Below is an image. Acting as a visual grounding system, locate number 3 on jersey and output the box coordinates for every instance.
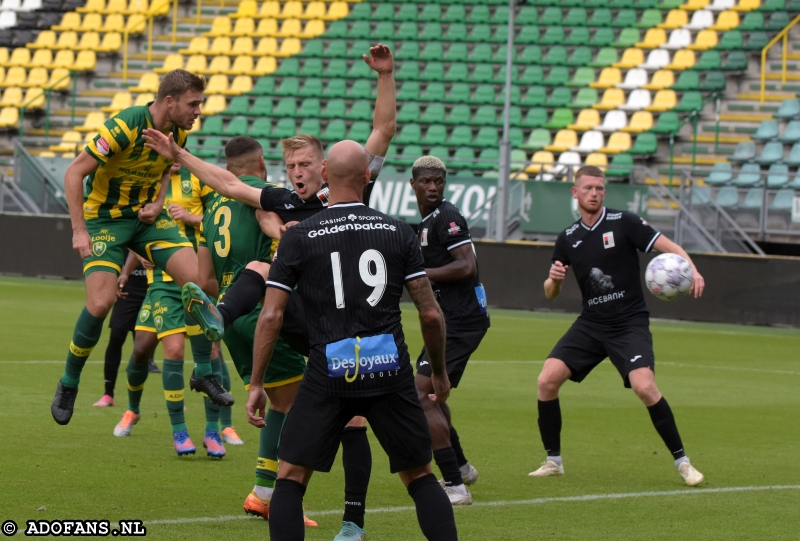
[214,206,232,257]
[330,249,387,309]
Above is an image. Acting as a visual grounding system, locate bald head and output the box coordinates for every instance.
[323,140,371,199]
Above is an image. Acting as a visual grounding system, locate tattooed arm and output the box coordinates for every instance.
[405,276,449,402]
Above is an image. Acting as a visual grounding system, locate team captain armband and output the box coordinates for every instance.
[325,334,400,383]
[367,154,386,181]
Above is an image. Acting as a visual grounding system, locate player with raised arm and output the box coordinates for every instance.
[245,140,458,541]
[531,165,705,486]
[409,156,490,506]
[52,69,231,427]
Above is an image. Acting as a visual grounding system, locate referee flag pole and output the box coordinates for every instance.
[495,0,516,242]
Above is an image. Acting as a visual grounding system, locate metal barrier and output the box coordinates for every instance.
[760,13,800,105]
[12,139,69,215]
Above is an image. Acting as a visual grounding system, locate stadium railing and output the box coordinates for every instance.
[760,12,800,104]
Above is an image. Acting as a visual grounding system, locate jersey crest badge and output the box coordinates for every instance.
[181,180,192,194]
[96,137,110,156]
[92,241,107,257]
[154,315,163,331]
[603,232,615,249]
[316,187,329,206]
[138,309,150,323]
[447,222,461,235]
[421,228,428,246]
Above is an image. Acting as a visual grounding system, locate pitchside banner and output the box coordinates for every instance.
[369,174,650,234]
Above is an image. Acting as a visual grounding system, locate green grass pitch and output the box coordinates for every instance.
[1,276,799,540]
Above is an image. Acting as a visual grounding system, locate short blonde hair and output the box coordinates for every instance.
[280,134,324,159]
[411,156,447,179]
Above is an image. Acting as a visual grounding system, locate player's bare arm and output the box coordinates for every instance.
[137,168,170,224]
[255,209,284,239]
[196,245,218,297]
[248,287,291,427]
[544,261,569,300]
[363,43,396,158]
[653,235,705,298]
[141,129,262,208]
[424,243,477,283]
[406,276,450,403]
[116,251,139,298]
[64,151,100,258]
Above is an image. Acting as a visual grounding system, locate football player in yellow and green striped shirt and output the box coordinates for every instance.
[52,69,232,426]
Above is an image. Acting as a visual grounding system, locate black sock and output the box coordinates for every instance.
[216,268,265,328]
[433,447,463,487]
[647,397,686,460]
[538,398,562,456]
[103,327,129,397]
[341,426,371,529]
[449,426,468,467]
[407,474,458,541]
[269,478,307,541]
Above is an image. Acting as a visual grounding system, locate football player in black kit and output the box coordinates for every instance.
[246,140,458,541]
[409,156,489,506]
[531,165,706,487]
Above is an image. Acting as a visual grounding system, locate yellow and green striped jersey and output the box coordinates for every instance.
[84,103,188,220]
[147,168,213,284]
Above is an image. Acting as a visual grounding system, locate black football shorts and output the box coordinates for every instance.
[416,326,487,387]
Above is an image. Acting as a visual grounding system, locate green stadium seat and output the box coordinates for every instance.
[590,48,618,68]
[448,126,474,146]
[346,62,371,80]
[547,87,573,108]
[590,27,615,48]
[542,46,567,66]
[571,88,598,109]
[612,9,637,28]
[656,0,683,8]
[474,127,499,148]
[396,144,422,167]
[717,30,743,50]
[320,99,345,120]
[372,21,395,40]
[649,111,680,134]
[428,145,450,161]
[705,162,733,185]
[396,123,422,145]
[732,164,762,188]
[396,4,418,22]
[755,142,785,165]
[564,7,587,26]
[348,100,372,121]
[493,45,517,64]
[469,43,493,63]
[251,96,272,116]
[350,80,374,99]
[605,153,634,178]
[271,98,297,117]
[473,84,497,105]
[540,27,565,45]
[701,71,727,92]
[422,104,446,124]
[197,115,223,135]
[396,61,420,81]
[397,81,421,102]
[467,5,490,24]
[508,106,523,127]
[299,78,323,98]
[466,24,490,43]
[519,45,543,64]
[422,82,446,102]
[397,102,421,124]
[517,5,538,25]
[760,0,787,11]
[420,22,444,42]
[610,0,636,7]
[350,21,372,40]
[325,21,348,39]
[395,42,420,61]
[744,32,769,51]
[490,25,510,44]
[520,128,551,151]
[543,108,574,129]
[445,43,468,63]
[298,118,322,139]
[611,28,641,48]
[274,77,300,97]
[768,12,791,31]
[321,79,346,99]
[693,50,722,71]
[673,91,703,112]
[225,95,250,115]
[324,59,347,78]
[715,186,739,209]
[671,70,700,90]
[635,9,662,28]
[395,22,418,41]
[272,118,296,139]
[566,27,591,46]
[421,62,445,81]
[321,119,346,142]
[418,42,444,62]
[452,147,476,169]
[721,51,748,71]
[567,67,596,87]
[248,77,274,96]
[443,23,467,42]
[443,5,466,23]
[323,40,347,58]
[730,141,757,163]
[540,7,563,26]
[567,47,593,66]
[588,8,612,27]
[195,136,222,158]
[766,164,790,188]
[520,85,547,106]
[786,143,800,166]
[349,2,372,20]
[628,132,658,155]
[771,189,795,213]
[516,25,540,45]
[422,124,448,146]
[444,63,469,82]
[738,11,764,30]
[520,107,548,128]
[477,148,500,169]
[346,121,371,142]
[298,41,323,58]
[753,120,779,142]
[445,82,471,103]
[299,59,323,78]
[543,66,569,87]
[495,65,518,84]
[297,98,320,119]
[779,121,800,144]
[472,64,495,83]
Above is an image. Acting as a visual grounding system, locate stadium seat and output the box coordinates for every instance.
[593,88,625,110]
[673,91,704,112]
[568,109,601,131]
[709,9,740,30]
[714,186,739,209]
[621,89,653,111]
[598,132,632,154]
[543,108,574,129]
[705,162,733,185]
[767,11,791,31]
[658,9,689,29]
[549,151,582,179]
[571,88,598,109]
[585,152,608,170]
[755,142,784,165]
[618,68,648,89]
[708,0,735,10]
[524,150,555,176]
[590,68,622,89]
[766,164,790,188]
[779,121,800,144]
[774,99,800,119]
[636,9,663,27]
[520,88,546,109]
[641,70,674,90]
[665,49,696,70]
[646,90,678,112]
[621,111,654,133]
[572,130,605,154]
[753,120,779,141]
[716,30,743,49]
[628,132,658,156]
[614,48,645,69]
[671,70,700,91]
[701,70,726,91]
[648,111,680,134]
[101,91,131,113]
[589,48,617,68]
[589,28,615,48]
[730,141,757,163]
[521,107,548,128]
[731,0,760,11]
[547,87,573,108]
[637,28,667,49]
[686,9,715,29]
[605,153,634,178]
[448,126,474,147]
[75,111,105,133]
[641,49,671,70]
[732,163,762,187]
[48,130,83,153]
[130,72,158,93]
[689,29,719,50]
[721,50,748,71]
[597,110,628,133]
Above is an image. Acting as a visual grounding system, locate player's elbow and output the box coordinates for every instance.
[418,307,444,333]
[259,304,284,330]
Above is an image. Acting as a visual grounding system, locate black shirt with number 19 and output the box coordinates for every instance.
[266,202,427,397]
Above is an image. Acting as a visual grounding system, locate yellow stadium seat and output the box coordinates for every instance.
[731,0,760,11]
[101,14,124,33]
[303,2,326,19]
[154,53,183,74]
[642,69,675,90]
[47,68,71,90]
[325,2,348,20]
[179,36,209,55]
[50,49,75,69]
[125,14,146,32]
[53,12,82,32]
[133,92,154,106]
[254,18,278,37]
[38,151,57,157]
[75,50,97,71]
[620,111,653,133]
[98,32,121,52]
[680,0,709,10]
[101,91,131,113]
[5,48,31,68]
[0,67,6,85]
[27,49,53,69]
[645,90,677,112]
[229,0,256,18]
[2,67,26,87]
[21,87,44,109]
[231,37,254,56]
[77,0,105,13]
[49,130,82,153]
[149,0,169,17]
[259,1,280,18]
[205,73,229,94]
[130,72,159,93]
[688,29,718,50]
[709,10,739,30]
[231,17,255,37]
[658,9,688,29]
[61,152,78,158]
[636,28,667,49]
[75,111,106,132]
[568,109,601,131]
[200,94,226,115]
[229,55,253,75]
[255,37,277,56]
[613,48,645,68]
[124,0,149,14]
[524,150,555,175]
[54,31,80,50]
[276,19,302,38]
[301,19,325,38]
[75,32,100,51]
[27,30,56,49]
[598,132,632,154]
[81,13,103,32]
[102,0,126,13]
[281,1,303,18]
[24,67,48,87]
[544,129,578,153]
[205,16,232,37]
[0,86,22,107]
[210,37,232,54]
[274,38,301,57]
[205,55,231,74]
[225,75,252,95]
[0,49,8,65]
[664,49,695,70]
[252,56,276,75]
[590,67,622,89]
[188,116,200,133]
[184,54,207,73]
[584,152,608,170]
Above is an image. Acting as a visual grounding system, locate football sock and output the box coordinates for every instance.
[186,312,213,377]
[407,473,459,541]
[547,455,563,466]
[162,359,187,432]
[255,409,285,489]
[647,397,686,461]
[341,426,371,529]
[538,398,562,457]
[103,327,129,397]
[216,268,265,329]
[269,478,306,541]
[433,447,464,487]
[219,360,233,429]
[449,425,468,467]
[204,356,223,431]
[62,306,105,387]
[126,356,149,414]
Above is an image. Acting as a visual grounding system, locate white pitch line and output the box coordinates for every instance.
[146,485,800,526]
[658,361,800,376]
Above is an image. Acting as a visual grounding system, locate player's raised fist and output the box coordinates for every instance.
[549,261,569,282]
[137,201,161,224]
[142,129,180,161]
[363,43,394,74]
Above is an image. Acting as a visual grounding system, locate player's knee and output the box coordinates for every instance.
[537,369,565,396]
[632,381,659,404]
[245,260,271,280]
[345,416,367,428]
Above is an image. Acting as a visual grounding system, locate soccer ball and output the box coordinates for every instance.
[645,253,693,301]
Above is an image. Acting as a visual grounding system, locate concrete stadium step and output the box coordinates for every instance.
[737,93,797,102]
[670,155,729,165]
[689,134,751,144]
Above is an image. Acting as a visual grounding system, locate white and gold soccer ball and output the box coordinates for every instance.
[645,253,693,301]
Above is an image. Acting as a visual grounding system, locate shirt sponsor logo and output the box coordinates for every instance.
[603,232,615,249]
[588,290,625,306]
[607,212,622,220]
[572,240,582,248]
[155,218,178,229]
[565,223,579,236]
[421,228,428,247]
[474,285,488,313]
[326,334,401,383]
[96,137,110,155]
[448,222,461,235]
[308,222,397,238]
[284,203,295,209]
